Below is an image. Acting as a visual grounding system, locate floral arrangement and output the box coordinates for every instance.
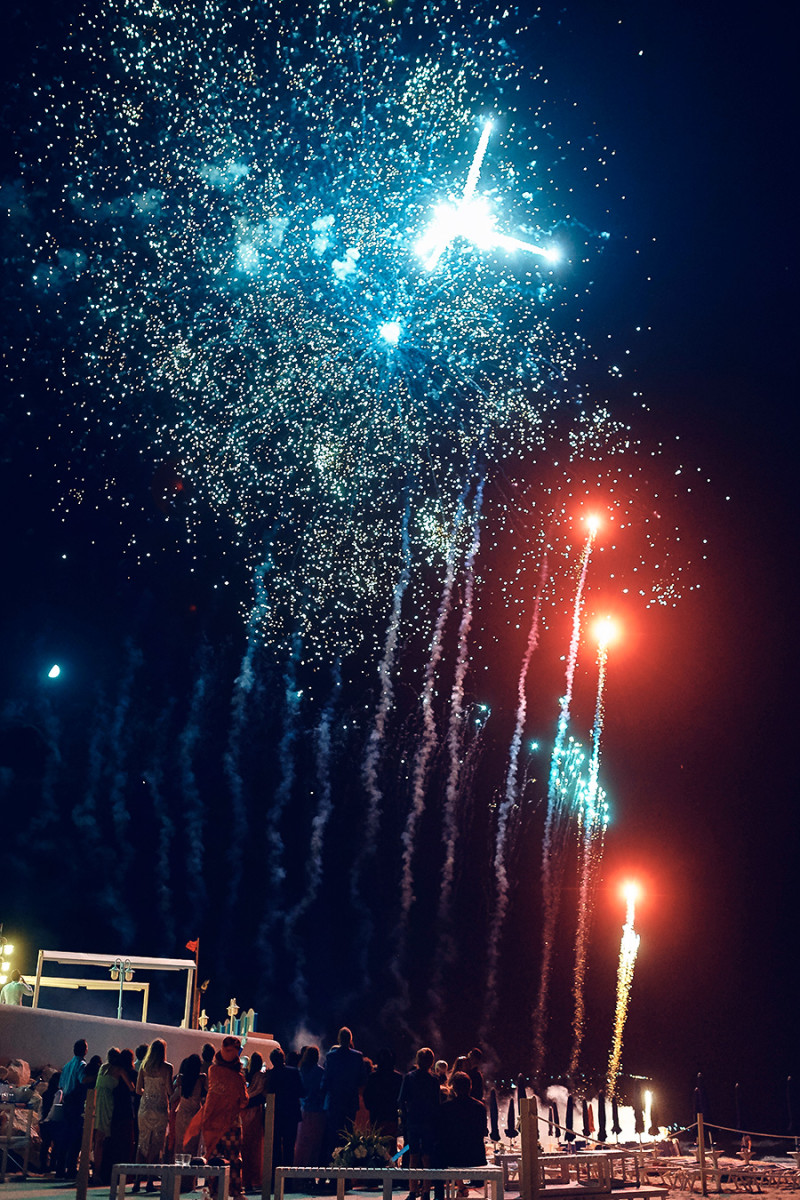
[330,1125,395,1169]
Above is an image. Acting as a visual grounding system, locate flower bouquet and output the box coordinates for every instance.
[331,1125,395,1170]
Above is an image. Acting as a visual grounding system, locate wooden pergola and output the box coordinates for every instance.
[32,949,196,1028]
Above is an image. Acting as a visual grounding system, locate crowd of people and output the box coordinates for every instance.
[3,1027,492,1198]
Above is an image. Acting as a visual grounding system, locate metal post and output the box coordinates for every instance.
[33,949,44,1009]
[75,1086,96,1200]
[184,962,195,1029]
[697,1113,707,1197]
[262,1092,275,1200]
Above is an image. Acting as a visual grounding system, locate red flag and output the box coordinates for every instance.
[185,939,199,954]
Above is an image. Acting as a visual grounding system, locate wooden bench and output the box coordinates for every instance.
[274,1164,505,1200]
[540,1186,666,1200]
[110,1160,230,1200]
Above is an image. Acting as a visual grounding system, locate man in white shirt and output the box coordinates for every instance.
[0,970,33,1005]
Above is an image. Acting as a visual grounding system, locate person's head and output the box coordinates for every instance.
[74,1039,88,1059]
[202,1043,215,1065]
[248,1052,263,1078]
[142,1038,167,1073]
[10,970,21,983]
[135,1044,148,1062]
[337,1026,352,1048]
[180,1054,202,1096]
[220,1036,241,1064]
[106,1047,121,1066]
[270,1047,285,1068]
[435,1060,449,1080]
[448,1056,468,1081]
[451,1071,471,1098]
[467,1047,483,1067]
[119,1049,134,1072]
[376,1048,396,1073]
[299,1045,320,1071]
[416,1047,434,1071]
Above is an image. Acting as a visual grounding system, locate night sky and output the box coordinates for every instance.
[1,0,795,1136]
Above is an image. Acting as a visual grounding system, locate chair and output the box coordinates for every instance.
[0,1103,34,1182]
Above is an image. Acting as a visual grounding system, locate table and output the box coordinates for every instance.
[110,1160,230,1200]
[274,1164,504,1200]
[540,1149,641,1190]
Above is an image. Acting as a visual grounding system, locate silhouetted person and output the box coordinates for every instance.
[0,969,33,1005]
[363,1048,403,1149]
[266,1047,305,1182]
[399,1047,441,1200]
[466,1049,484,1102]
[53,1038,88,1179]
[322,1027,364,1160]
[438,1072,487,1171]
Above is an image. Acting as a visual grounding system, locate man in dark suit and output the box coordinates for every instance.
[322,1026,365,1161]
[266,1046,306,1182]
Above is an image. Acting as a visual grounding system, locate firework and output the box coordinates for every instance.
[568,618,614,1076]
[1,0,708,1049]
[532,517,598,1076]
[607,882,641,1097]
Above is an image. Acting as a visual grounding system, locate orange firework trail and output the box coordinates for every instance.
[607,883,641,1097]
[568,619,614,1076]
[532,516,599,1078]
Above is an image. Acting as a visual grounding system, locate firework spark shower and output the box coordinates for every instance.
[568,618,613,1077]
[607,882,641,1096]
[1,0,712,1070]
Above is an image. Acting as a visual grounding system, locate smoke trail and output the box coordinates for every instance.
[480,552,548,1044]
[439,473,485,913]
[426,475,485,1042]
[267,636,302,888]
[104,642,143,932]
[351,492,412,954]
[96,644,144,944]
[224,562,270,915]
[179,646,211,916]
[70,688,107,857]
[387,482,469,1018]
[286,662,341,1014]
[256,634,303,983]
[532,522,597,1078]
[607,885,640,1096]
[30,704,62,846]
[143,702,177,951]
[397,488,468,926]
[568,629,611,1076]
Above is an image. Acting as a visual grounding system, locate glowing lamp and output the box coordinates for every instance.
[48,664,61,678]
[2,944,14,957]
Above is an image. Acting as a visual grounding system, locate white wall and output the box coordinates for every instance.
[0,1004,277,1072]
